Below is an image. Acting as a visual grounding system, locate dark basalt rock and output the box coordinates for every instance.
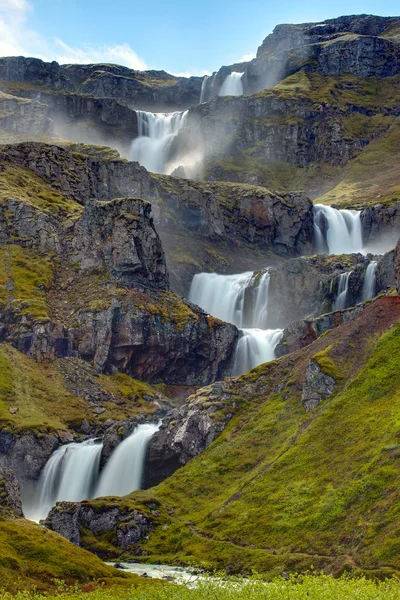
[143,380,237,488]
[45,501,154,551]
[0,467,23,517]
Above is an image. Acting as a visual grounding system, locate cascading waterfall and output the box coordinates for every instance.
[219,72,244,96]
[200,72,217,103]
[24,423,160,522]
[199,75,210,103]
[96,422,160,497]
[334,271,352,310]
[313,204,363,255]
[188,271,282,374]
[24,439,103,522]
[362,261,377,301]
[233,329,283,376]
[130,110,188,174]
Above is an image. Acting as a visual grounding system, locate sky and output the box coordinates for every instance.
[1,0,399,76]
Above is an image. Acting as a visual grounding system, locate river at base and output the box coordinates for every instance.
[107,562,204,585]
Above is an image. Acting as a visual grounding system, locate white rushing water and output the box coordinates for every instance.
[362,261,377,301]
[130,110,188,174]
[200,73,215,103]
[189,271,271,328]
[24,439,103,522]
[313,204,363,255]
[233,329,283,376]
[24,423,160,522]
[96,422,160,497]
[219,72,244,96]
[334,271,352,310]
[189,271,282,374]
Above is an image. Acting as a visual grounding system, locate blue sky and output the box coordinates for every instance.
[0,0,399,76]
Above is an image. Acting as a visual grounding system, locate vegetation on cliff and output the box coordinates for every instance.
[71,297,400,577]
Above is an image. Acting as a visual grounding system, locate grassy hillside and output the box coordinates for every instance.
[0,517,138,593]
[74,297,400,577]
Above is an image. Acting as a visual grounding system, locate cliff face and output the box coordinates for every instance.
[0,144,239,387]
[0,142,316,294]
[0,57,203,111]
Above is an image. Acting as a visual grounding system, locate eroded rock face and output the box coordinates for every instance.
[0,143,316,295]
[275,304,365,357]
[143,380,237,488]
[45,502,153,551]
[71,197,168,289]
[0,57,203,112]
[0,467,23,517]
[0,430,58,485]
[301,361,337,412]
[0,91,52,135]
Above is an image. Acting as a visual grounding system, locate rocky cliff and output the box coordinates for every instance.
[0,142,317,294]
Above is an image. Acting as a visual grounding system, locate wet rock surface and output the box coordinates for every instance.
[0,467,23,517]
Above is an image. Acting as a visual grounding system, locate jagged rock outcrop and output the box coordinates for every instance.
[0,467,23,517]
[0,143,316,294]
[143,379,239,488]
[0,430,58,484]
[301,361,337,412]
[275,304,364,357]
[45,501,154,551]
[0,91,52,135]
[361,205,400,249]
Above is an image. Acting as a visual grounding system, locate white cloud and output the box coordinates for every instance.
[53,39,147,70]
[0,0,147,70]
[237,53,255,63]
[169,69,210,78]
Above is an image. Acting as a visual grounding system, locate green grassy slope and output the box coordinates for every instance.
[80,296,400,577]
[0,517,137,593]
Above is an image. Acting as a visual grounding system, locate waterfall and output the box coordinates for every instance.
[200,73,217,103]
[188,271,271,328]
[334,272,352,310]
[96,422,161,497]
[219,72,244,96]
[24,423,160,522]
[188,270,282,374]
[24,439,103,522]
[313,204,363,255]
[362,261,377,301]
[200,75,209,103]
[232,329,283,376]
[189,271,252,327]
[130,110,188,174]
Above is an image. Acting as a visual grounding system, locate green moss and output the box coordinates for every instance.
[0,518,132,593]
[0,164,82,219]
[0,245,54,320]
[313,346,343,379]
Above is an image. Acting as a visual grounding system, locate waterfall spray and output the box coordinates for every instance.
[219,72,244,96]
[313,204,363,255]
[130,110,188,174]
[362,261,377,301]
